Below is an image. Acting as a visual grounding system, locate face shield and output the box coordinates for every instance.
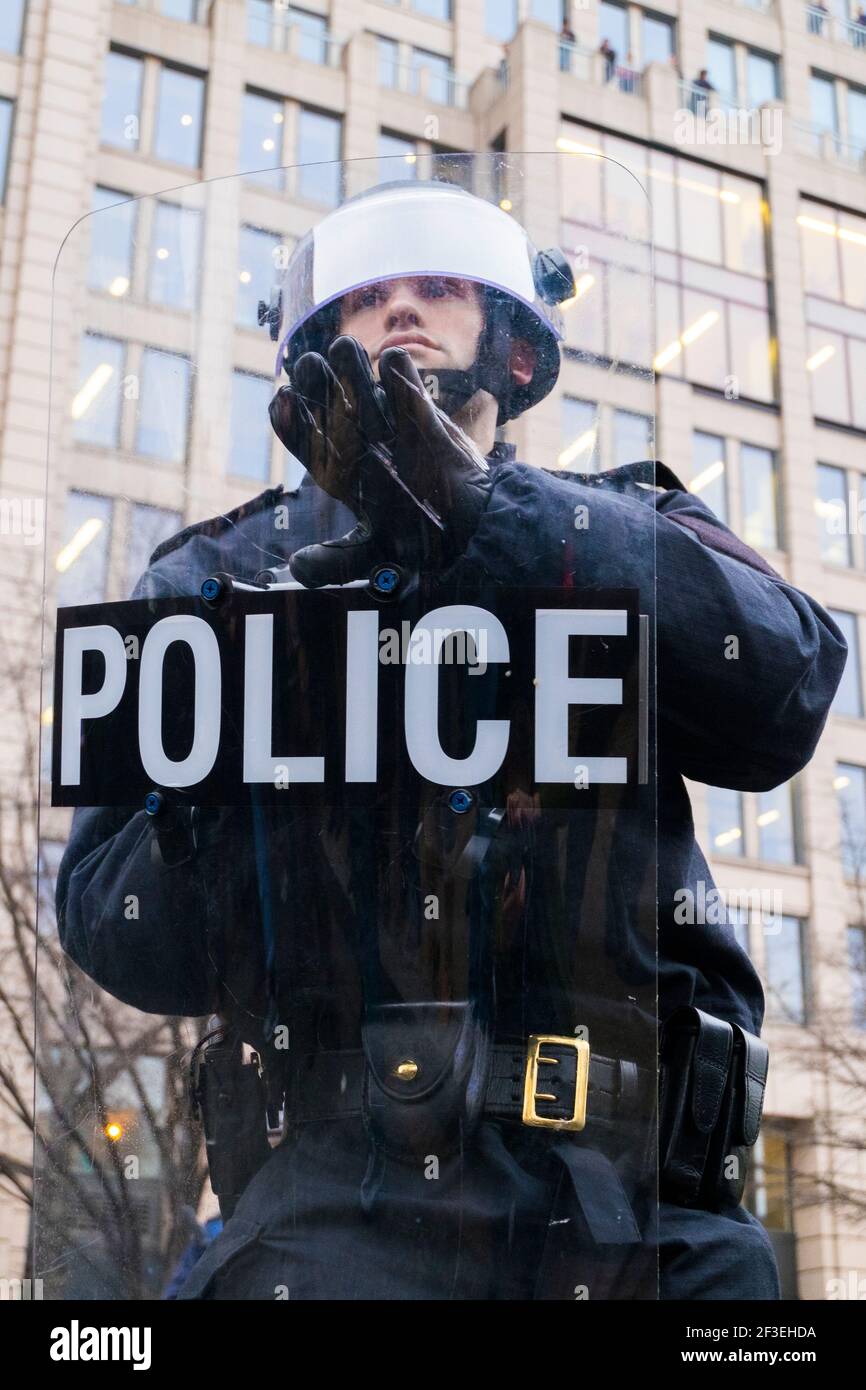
[264,181,575,424]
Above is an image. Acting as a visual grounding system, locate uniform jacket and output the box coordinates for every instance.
[56,448,847,1051]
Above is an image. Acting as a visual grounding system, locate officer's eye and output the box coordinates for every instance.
[422,277,461,299]
[347,286,387,312]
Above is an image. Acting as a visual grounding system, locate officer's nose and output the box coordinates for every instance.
[384,286,425,332]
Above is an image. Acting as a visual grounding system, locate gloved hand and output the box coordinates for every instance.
[268,335,493,587]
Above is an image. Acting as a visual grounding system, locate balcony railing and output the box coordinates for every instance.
[678,79,739,114]
[792,119,866,168]
[559,41,645,96]
[557,40,594,82]
[806,5,866,45]
[381,59,471,109]
[247,12,344,66]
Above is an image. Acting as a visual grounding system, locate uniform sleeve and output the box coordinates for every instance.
[458,463,847,792]
[56,805,223,1016]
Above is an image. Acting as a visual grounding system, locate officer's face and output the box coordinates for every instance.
[338,275,486,374]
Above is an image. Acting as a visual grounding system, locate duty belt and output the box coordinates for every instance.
[283,1037,653,1132]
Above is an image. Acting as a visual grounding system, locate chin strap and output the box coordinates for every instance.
[424,295,519,422]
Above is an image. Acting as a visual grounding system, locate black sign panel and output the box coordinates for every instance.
[52,584,644,809]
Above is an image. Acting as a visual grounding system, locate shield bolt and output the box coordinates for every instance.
[371,565,400,596]
[448,788,473,815]
[200,575,225,605]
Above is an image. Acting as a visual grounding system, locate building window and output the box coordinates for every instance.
[560,397,600,472]
[0,0,25,54]
[241,91,285,187]
[707,38,780,109]
[560,124,772,399]
[72,334,125,448]
[642,12,675,65]
[706,36,737,105]
[57,491,114,608]
[613,409,652,467]
[126,503,182,592]
[798,199,866,429]
[745,1129,795,1231]
[377,36,400,88]
[744,1127,799,1299]
[764,916,807,1024]
[88,188,136,299]
[836,763,866,881]
[850,83,866,150]
[229,372,273,481]
[248,1,332,60]
[297,109,342,206]
[746,49,780,107]
[154,65,205,168]
[806,325,859,426]
[756,782,799,865]
[848,925,866,1028]
[810,71,839,138]
[829,610,862,717]
[740,444,779,550]
[707,786,744,857]
[237,225,285,329]
[413,0,451,17]
[599,2,629,62]
[100,50,143,151]
[816,463,851,566]
[248,0,273,44]
[379,131,419,182]
[689,434,779,550]
[411,48,454,105]
[531,0,566,26]
[287,7,329,63]
[558,400,651,472]
[691,431,728,524]
[135,349,191,463]
[148,202,201,311]
[485,0,517,41]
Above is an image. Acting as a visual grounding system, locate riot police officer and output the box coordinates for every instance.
[56,180,846,1300]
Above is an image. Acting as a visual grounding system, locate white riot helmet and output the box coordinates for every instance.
[259,180,575,425]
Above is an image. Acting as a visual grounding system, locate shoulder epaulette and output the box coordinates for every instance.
[148,484,289,565]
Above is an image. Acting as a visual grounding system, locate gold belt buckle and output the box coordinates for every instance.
[522,1034,590,1132]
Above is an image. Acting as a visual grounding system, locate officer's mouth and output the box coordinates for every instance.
[375,332,440,360]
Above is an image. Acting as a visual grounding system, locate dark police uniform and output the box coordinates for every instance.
[56,447,846,1300]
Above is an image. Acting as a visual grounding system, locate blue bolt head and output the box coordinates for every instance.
[371,565,400,595]
[144,790,164,817]
[201,576,223,603]
[448,789,473,815]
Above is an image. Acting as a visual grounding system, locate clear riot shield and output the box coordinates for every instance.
[35,151,657,1300]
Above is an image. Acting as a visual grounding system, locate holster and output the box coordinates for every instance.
[190,1029,275,1221]
[659,1005,769,1211]
[361,1001,489,1161]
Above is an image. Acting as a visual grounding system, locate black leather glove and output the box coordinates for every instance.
[268,336,493,587]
